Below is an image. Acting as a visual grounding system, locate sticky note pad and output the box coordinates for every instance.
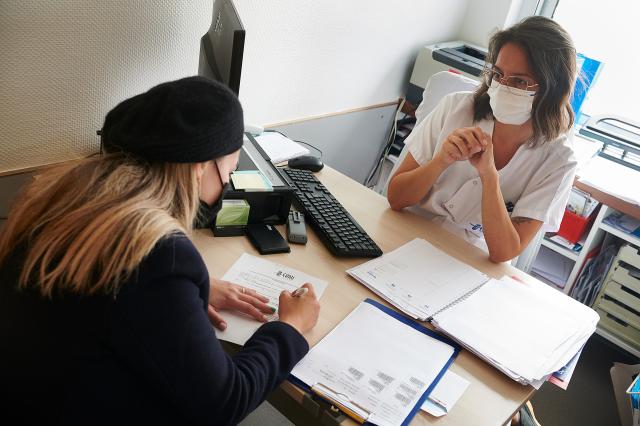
[231,171,272,191]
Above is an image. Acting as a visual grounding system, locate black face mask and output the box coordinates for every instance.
[194,182,231,229]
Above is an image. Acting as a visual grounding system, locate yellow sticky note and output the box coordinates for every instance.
[231,172,270,190]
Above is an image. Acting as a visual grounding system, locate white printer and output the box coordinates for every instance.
[406,41,487,109]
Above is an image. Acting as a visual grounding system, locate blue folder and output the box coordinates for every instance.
[289,298,460,425]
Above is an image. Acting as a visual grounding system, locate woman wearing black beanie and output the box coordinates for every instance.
[0,76,320,426]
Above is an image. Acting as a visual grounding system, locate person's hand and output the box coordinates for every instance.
[469,135,498,179]
[208,278,275,331]
[278,283,320,334]
[434,127,488,167]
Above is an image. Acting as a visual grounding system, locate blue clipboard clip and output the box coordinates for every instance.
[311,382,372,424]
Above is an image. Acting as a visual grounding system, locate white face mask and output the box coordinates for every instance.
[487,80,535,125]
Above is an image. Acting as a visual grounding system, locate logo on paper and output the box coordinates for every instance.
[276,271,295,280]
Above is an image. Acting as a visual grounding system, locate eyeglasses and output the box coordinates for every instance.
[483,66,539,93]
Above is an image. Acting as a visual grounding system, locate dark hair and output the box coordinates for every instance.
[473,16,577,144]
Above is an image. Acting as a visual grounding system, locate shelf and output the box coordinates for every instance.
[530,270,566,292]
[595,326,640,358]
[599,223,640,248]
[540,238,580,261]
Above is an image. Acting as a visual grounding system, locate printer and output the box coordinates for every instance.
[406,40,487,109]
[384,41,487,162]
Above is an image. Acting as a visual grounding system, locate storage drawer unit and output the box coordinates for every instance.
[618,244,640,270]
[592,244,640,350]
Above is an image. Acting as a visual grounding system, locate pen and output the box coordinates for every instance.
[291,286,308,297]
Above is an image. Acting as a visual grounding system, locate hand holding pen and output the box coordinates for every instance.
[291,286,309,297]
[278,283,320,334]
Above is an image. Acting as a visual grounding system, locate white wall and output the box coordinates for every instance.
[0,1,212,174]
[0,0,485,174]
[457,0,538,47]
[236,0,470,126]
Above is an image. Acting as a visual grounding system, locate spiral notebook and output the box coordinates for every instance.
[347,239,599,385]
[346,238,489,321]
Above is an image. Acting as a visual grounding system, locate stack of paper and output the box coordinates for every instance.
[347,239,599,387]
[346,238,488,320]
[603,211,640,236]
[431,276,599,386]
[254,131,310,164]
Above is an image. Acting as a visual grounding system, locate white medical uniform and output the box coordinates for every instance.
[404,91,577,249]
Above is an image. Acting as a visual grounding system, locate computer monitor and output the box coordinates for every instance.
[198,0,245,95]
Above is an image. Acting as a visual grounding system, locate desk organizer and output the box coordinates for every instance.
[557,208,597,244]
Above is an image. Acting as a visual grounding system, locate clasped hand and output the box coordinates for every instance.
[208,278,274,331]
[435,127,497,177]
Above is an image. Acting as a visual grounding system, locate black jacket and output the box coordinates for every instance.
[0,234,308,425]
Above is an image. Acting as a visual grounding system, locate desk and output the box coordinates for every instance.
[193,166,536,425]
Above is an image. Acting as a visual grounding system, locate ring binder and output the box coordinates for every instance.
[311,383,371,424]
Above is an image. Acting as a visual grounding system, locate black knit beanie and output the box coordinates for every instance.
[101,76,244,163]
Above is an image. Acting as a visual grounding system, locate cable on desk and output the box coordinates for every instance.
[262,129,323,158]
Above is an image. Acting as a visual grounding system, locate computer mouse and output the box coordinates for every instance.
[288,155,324,172]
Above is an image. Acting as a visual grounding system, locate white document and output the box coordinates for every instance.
[291,301,455,426]
[421,370,469,417]
[432,276,599,383]
[216,254,328,345]
[347,239,489,320]
[254,132,310,164]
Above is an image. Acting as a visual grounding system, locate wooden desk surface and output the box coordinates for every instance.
[192,166,535,425]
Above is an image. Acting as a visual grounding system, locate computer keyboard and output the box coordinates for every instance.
[279,167,383,258]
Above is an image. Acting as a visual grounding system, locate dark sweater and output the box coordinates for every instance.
[0,234,309,426]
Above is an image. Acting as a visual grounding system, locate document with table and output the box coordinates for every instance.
[347,238,600,386]
[216,253,328,345]
[291,299,459,426]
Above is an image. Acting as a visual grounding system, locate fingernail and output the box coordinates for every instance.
[221,322,227,330]
[270,306,277,313]
[263,315,269,321]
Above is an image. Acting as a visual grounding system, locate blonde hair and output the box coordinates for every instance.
[0,153,200,297]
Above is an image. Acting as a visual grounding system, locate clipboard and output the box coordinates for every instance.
[290,298,460,425]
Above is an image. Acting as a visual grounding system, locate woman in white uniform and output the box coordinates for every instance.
[388,16,578,263]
